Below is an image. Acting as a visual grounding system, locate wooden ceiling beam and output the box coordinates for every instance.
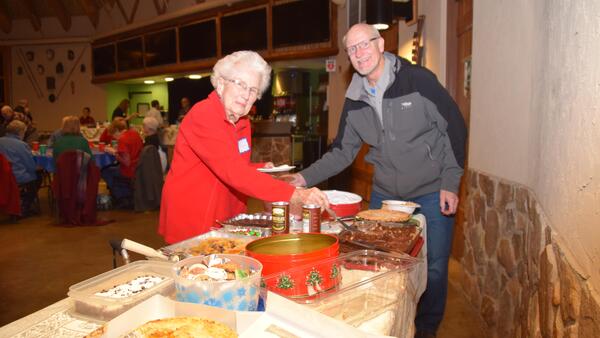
[0,1,12,34]
[77,0,99,28]
[152,0,167,15]
[47,0,72,31]
[21,0,41,31]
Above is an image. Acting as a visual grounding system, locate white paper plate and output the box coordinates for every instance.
[257,165,296,173]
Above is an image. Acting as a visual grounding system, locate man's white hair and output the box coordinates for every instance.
[342,23,381,46]
[210,50,271,98]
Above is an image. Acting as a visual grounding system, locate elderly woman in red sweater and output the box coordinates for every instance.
[159,51,329,243]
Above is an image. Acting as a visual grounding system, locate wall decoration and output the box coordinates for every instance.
[46,76,56,90]
[36,64,45,75]
[26,51,34,61]
[49,94,56,102]
[137,102,150,115]
[56,62,64,74]
[67,50,75,60]
[46,49,55,61]
[17,48,43,98]
[17,67,23,75]
[80,64,86,73]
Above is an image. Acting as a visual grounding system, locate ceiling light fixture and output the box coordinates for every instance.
[144,80,155,84]
[188,74,202,79]
[164,77,174,82]
[367,0,393,31]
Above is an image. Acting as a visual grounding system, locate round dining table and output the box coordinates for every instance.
[33,149,116,173]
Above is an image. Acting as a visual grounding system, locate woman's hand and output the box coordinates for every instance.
[290,187,330,210]
[263,162,275,169]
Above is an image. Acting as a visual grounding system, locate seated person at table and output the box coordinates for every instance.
[0,120,41,216]
[0,105,15,137]
[101,118,143,208]
[53,116,92,162]
[13,110,38,144]
[99,117,122,145]
[79,107,96,127]
[143,116,167,173]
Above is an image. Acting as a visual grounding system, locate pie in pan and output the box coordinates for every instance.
[356,209,411,222]
[125,316,237,337]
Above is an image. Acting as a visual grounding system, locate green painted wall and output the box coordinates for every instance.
[105,82,169,124]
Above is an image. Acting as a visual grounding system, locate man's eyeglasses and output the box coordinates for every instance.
[223,77,260,98]
[345,37,379,56]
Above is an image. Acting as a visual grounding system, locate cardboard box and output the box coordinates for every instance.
[91,292,391,337]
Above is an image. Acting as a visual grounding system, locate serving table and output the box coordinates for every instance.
[0,216,427,337]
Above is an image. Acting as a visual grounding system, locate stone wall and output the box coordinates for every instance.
[251,136,291,165]
[458,169,600,337]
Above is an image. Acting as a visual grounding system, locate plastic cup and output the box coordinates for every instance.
[88,140,95,149]
[98,142,106,152]
[39,144,47,155]
[31,141,40,151]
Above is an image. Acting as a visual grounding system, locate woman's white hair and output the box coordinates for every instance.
[210,51,271,98]
[143,116,159,132]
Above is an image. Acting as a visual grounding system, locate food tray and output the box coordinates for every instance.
[261,250,422,337]
[338,218,422,255]
[68,260,174,321]
[161,230,253,255]
[219,213,273,237]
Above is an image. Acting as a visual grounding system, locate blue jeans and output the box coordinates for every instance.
[100,166,132,200]
[370,190,454,334]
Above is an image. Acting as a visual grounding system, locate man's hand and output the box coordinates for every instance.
[279,173,307,187]
[290,187,330,210]
[440,189,459,216]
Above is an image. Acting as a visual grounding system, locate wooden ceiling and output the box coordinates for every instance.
[0,0,207,33]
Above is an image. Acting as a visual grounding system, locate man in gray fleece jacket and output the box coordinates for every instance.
[286,24,467,338]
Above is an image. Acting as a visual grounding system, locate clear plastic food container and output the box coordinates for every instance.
[173,254,263,311]
[68,260,174,321]
[260,250,423,337]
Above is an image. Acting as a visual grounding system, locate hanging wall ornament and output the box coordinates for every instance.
[49,94,56,102]
[67,50,75,60]
[17,67,23,75]
[37,64,45,75]
[46,49,55,61]
[56,62,64,74]
[26,51,34,61]
[80,64,86,73]
[46,77,56,90]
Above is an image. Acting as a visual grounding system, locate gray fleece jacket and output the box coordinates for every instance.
[300,53,467,199]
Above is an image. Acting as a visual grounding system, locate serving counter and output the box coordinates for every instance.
[0,217,427,337]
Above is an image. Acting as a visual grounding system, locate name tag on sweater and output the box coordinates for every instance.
[238,137,250,154]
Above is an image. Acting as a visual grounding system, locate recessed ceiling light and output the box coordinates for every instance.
[144,80,155,84]
[188,74,202,79]
[164,77,174,82]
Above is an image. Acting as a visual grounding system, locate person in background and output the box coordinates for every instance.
[0,105,15,137]
[99,117,124,145]
[52,116,92,162]
[142,116,167,173]
[102,118,144,208]
[177,97,191,122]
[284,24,467,338]
[17,99,33,122]
[111,99,138,122]
[158,50,330,244]
[146,100,164,126]
[79,107,96,127]
[0,120,40,216]
[13,110,38,144]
